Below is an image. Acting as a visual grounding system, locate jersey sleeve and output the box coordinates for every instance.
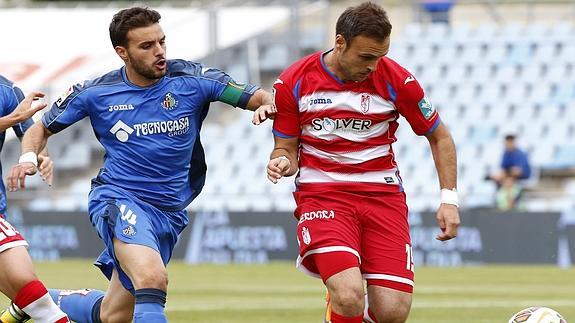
[200,67,259,108]
[272,78,300,138]
[1,84,34,137]
[41,84,88,133]
[394,76,440,136]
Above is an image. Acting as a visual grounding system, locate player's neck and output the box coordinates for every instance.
[323,51,348,83]
[125,67,161,87]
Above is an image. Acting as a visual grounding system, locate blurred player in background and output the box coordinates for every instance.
[0,75,69,323]
[266,2,459,323]
[6,7,274,323]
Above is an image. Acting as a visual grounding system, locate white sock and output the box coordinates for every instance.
[22,293,68,323]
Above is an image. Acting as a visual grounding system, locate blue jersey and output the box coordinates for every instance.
[0,75,34,212]
[42,60,259,211]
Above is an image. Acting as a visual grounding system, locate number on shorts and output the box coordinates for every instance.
[0,218,17,241]
[405,244,414,272]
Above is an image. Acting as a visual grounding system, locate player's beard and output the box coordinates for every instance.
[130,55,166,81]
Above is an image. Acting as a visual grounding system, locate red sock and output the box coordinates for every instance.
[330,311,364,323]
[14,280,69,323]
[13,280,47,309]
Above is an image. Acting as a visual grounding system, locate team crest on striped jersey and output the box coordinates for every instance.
[360,94,370,114]
[161,92,178,110]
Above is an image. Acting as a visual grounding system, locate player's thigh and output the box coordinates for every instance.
[360,192,414,293]
[0,246,36,299]
[100,269,135,323]
[113,238,168,291]
[366,284,412,323]
[294,191,361,277]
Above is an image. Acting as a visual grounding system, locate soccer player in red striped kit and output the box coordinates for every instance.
[266,3,460,323]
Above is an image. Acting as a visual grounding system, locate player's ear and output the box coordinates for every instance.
[335,34,346,52]
[115,46,129,62]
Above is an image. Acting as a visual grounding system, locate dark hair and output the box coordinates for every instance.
[109,7,161,47]
[505,134,516,141]
[335,2,392,44]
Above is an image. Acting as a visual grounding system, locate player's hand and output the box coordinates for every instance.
[9,91,47,123]
[252,104,277,125]
[267,156,290,184]
[8,162,38,192]
[37,155,54,187]
[435,204,460,241]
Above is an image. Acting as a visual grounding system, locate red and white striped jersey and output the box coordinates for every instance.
[272,50,440,193]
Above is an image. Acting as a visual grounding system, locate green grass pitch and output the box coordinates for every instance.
[1,261,573,322]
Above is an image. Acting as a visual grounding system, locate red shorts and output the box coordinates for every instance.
[293,190,414,293]
[0,215,28,253]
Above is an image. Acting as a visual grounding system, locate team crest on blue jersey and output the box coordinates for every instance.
[418,96,435,120]
[162,92,178,110]
[360,94,371,114]
[122,225,136,236]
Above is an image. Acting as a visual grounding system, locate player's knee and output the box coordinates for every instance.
[132,268,168,291]
[371,295,411,323]
[330,286,364,315]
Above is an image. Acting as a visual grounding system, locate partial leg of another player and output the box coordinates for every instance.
[0,246,69,323]
[46,269,133,323]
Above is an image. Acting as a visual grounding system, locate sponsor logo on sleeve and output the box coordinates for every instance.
[55,86,75,107]
[418,96,436,120]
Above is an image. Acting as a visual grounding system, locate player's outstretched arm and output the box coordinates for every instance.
[425,121,460,241]
[0,91,46,132]
[8,122,54,192]
[267,136,299,184]
[246,89,276,125]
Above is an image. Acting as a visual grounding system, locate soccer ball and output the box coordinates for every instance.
[508,307,566,323]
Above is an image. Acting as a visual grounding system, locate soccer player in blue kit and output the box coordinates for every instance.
[0,77,70,323]
[6,7,275,323]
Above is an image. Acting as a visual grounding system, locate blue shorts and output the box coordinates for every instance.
[88,185,189,294]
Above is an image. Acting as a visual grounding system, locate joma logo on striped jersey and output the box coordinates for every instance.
[308,97,333,105]
[110,117,190,142]
[311,117,371,133]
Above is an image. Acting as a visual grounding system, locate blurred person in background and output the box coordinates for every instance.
[495,174,523,211]
[0,75,69,323]
[265,2,459,323]
[488,135,531,212]
[5,7,274,323]
[488,134,532,185]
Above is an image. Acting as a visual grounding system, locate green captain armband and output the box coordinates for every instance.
[219,80,248,107]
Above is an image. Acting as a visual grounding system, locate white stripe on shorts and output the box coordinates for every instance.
[362,273,414,287]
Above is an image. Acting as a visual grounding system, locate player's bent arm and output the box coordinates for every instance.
[8,122,54,191]
[425,121,460,241]
[425,121,457,192]
[21,121,53,157]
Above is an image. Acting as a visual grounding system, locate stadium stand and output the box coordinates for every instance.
[0,1,574,213]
